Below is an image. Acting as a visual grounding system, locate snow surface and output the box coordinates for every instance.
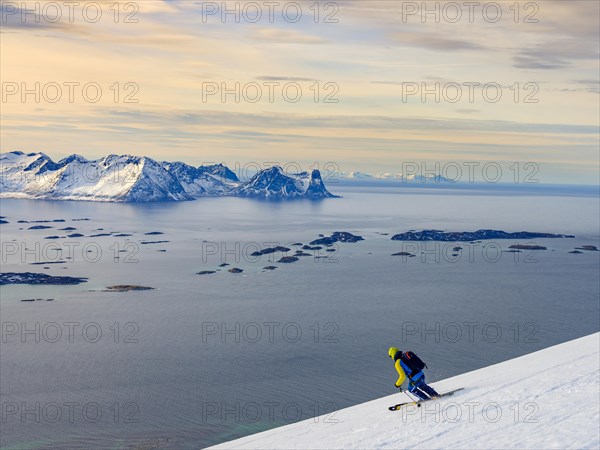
[212,333,600,449]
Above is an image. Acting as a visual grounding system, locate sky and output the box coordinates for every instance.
[1,0,599,184]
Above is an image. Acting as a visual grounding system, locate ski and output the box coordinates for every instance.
[388,388,464,411]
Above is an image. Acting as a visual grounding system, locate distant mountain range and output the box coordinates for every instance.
[0,152,337,202]
[338,171,453,183]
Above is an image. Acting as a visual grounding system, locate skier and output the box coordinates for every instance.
[388,346,439,401]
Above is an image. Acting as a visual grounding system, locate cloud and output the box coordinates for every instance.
[513,39,600,70]
[389,31,485,51]
[8,107,595,136]
[0,3,81,33]
[249,28,328,44]
[256,76,317,82]
[509,1,599,70]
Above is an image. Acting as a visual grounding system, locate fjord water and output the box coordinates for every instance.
[1,186,599,449]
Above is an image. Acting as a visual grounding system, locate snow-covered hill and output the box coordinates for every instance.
[0,152,336,201]
[212,333,600,449]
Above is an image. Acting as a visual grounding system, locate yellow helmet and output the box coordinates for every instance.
[388,347,399,358]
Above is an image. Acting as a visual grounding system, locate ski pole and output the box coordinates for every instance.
[398,386,417,402]
[403,390,418,403]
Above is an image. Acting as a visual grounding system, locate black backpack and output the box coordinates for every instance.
[400,351,427,376]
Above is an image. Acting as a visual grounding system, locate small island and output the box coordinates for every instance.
[303,245,322,250]
[0,272,88,285]
[310,231,364,246]
[250,246,290,256]
[104,285,155,292]
[509,244,547,250]
[391,229,574,242]
[278,256,299,263]
[575,245,599,251]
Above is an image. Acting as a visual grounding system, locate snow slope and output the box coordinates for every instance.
[212,333,600,449]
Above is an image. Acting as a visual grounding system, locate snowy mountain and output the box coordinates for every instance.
[342,171,374,179]
[0,152,191,202]
[200,163,238,182]
[211,333,600,449]
[0,152,336,201]
[338,171,453,183]
[161,161,236,197]
[230,166,337,199]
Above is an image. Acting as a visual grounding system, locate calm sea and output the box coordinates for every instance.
[1,186,599,449]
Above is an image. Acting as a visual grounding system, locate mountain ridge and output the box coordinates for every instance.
[0,152,337,202]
